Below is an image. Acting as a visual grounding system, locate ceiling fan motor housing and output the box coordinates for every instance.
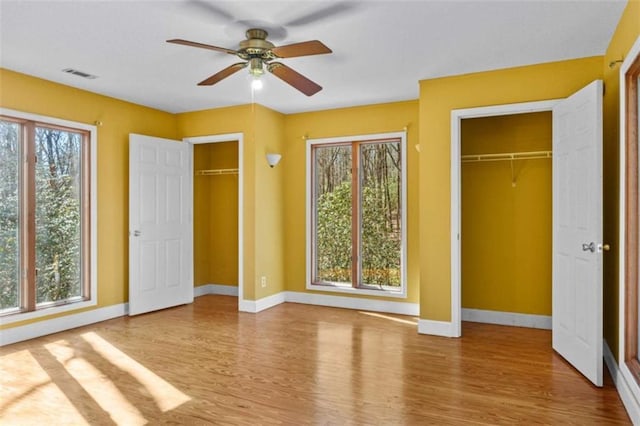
[238,28,275,61]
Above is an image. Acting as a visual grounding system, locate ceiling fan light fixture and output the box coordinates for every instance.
[251,76,263,90]
[248,58,264,76]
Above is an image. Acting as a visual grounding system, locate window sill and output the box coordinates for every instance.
[0,298,97,326]
[307,282,407,299]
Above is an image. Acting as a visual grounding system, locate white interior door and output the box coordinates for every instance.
[552,80,603,386]
[129,134,193,316]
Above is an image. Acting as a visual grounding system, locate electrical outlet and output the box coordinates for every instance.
[260,276,267,288]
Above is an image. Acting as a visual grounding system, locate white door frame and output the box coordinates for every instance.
[184,133,245,308]
[450,100,560,337]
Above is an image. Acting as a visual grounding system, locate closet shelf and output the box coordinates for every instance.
[195,168,238,176]
[462,150,552,163]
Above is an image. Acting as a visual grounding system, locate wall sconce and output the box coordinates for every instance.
[266,153,282,168]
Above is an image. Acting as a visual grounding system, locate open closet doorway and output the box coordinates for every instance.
[460,112,552,330]
[186,133,244,305]
[450,81,604,387]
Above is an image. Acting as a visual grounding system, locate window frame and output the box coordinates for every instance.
[0,108,98,325]
[306,131,407,298]
[621,36,640,394]
[625,56,640,374]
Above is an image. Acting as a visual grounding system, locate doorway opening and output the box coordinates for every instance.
[186,133,244,306]
[450,100,558,337]
[193,141,239,293]
[460,112,552,330]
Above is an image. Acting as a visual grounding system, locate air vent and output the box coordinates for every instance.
[62,68,98,79]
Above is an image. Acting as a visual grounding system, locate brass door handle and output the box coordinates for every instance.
[582,242,610,253]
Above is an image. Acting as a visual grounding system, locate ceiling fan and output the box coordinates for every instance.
[167,28,332,96]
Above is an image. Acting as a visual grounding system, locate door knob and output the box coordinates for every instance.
[582,242,610,253]
[132,230,141,237]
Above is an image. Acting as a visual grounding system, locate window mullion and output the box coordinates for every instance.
[351,142,360,288]
[22,121,36,312]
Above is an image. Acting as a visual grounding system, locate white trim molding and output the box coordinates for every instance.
[183,133,245,312]
[0,303,128,347]
[194,284,239,297]
[462,308,552,330]
[450,99,560,337]
[239,292,286,313]
[604,340,640,424]
[237,290,419,316]
[417,319,457,337]
[286,291,418,316]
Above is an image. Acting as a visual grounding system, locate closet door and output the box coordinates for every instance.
[552,80,603,387]
[129,134,193,316]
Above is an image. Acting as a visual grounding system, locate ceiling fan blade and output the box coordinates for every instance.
[198,62,247,86]
[284,2,357,27]
[187,1,235,21]
[267,62,322,96]
[167,39,237,55]
[271,40,332,58]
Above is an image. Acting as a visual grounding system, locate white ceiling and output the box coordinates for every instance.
[0,0,626,115]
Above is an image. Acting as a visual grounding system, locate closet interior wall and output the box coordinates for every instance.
[461,112,552,318]
[193,141,239,289]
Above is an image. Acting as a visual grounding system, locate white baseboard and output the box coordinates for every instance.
[237,290,419,316]
[0,303,129,347]
[462,308,552,330]
[285,291,419,316]
[418,319,456,337]
[239,292,287,313]
[604,340,640,424]
[194,284,239,297]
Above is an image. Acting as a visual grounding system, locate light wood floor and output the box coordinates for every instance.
[0,295,630,425]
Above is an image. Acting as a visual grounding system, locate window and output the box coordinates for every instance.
[0,109,97,322]
[623,44,640,381]
[307,132,407,297]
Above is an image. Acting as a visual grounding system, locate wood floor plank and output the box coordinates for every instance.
[0,295,630,425]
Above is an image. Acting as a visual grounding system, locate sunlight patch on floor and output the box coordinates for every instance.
[44,339,147,426]
[358,311,419,326]
[81,332,191,412]
[0,349,88,425]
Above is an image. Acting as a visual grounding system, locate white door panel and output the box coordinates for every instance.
[129,134,193,316]
[552,80,603,386]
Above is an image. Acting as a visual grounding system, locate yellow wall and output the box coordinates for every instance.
[461,112,551,315]
[283,101,420,303]
[253,105,286,299]
[603,0,640,360]
[0,68,178,328]
[176,104,286,301]
[193,142,239,287]
[418,56,603,321]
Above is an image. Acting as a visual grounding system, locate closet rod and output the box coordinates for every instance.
[195,168,239,176]
[461,150,552,163]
